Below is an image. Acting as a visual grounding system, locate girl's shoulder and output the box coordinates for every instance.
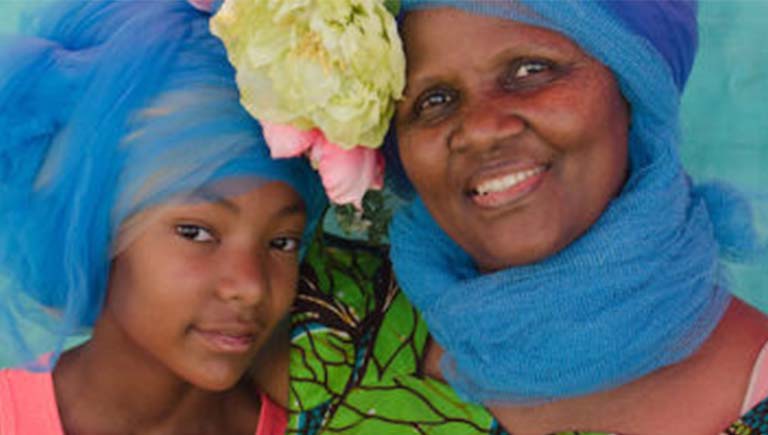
[0,368,64,435]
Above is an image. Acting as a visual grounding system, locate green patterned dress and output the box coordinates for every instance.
[287,234,768,435]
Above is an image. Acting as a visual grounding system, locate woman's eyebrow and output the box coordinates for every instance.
[402,74,446,99]
[404,43,564,96]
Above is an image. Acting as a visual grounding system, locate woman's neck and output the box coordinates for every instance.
[485,298,768,435]
[52,318,260,434]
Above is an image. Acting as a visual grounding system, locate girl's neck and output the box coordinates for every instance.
[52,318,260,434]
[486,298,768,435]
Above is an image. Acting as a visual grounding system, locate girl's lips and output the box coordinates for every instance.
[467,165,548,209]
[193,328,257,354]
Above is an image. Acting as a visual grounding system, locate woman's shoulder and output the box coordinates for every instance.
[725,395,768,434]
[724,311,768,434]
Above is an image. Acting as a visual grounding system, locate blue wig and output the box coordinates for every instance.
[0,0,326,370]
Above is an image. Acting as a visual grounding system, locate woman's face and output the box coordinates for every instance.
[396,8,630,272]
[102,181,306,391]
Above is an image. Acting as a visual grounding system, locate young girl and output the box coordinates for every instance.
[0,1,325,434]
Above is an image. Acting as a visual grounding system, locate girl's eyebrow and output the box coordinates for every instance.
[191,189,241,213]
[192,188,306,218]
[276,202,306,218]
[188,186,306,217]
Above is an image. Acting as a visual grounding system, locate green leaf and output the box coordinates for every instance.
[383,0,401,16]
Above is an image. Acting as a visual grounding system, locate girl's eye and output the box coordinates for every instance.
[413,87,457,117]
[175,224,216,243]
[270,237,301,253]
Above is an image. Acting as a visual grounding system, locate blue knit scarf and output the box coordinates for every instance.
[390,146,733,404]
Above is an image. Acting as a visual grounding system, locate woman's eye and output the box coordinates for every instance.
[413,87,457,117]
[175,224,216,243]
[502,60,554,89]
[270,237,301,253]
[514,61,550,78]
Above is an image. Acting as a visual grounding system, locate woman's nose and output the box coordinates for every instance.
[216,249,268,306]
[449,99,526,154]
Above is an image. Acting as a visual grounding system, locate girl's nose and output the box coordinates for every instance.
[216,248,268,307]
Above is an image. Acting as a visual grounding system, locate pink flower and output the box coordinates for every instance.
[309,137,383,209]
[261,122,384,208]
[260,122,319,158]
[187,0,216,12]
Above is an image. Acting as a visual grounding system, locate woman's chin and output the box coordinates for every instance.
[468,235,566,273]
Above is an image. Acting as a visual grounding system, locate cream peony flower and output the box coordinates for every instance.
[210,0,404,150]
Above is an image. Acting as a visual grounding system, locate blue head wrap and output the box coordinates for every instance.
[0,0,326,370]
[389,0,763,403]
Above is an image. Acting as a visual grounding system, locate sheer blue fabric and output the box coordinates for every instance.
[389,1,764,403]
[0,0,326,370]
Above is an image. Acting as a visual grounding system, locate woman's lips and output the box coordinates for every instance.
[193,327,257,354]
[468,165,548,208]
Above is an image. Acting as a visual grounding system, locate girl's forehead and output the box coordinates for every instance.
[158,180,303,216]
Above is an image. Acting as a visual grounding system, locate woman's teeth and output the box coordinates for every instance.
[473,167,545,196]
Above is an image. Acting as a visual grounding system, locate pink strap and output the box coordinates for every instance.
[0,369,65,435]
[256,391,288,435]
[741,340,768,414]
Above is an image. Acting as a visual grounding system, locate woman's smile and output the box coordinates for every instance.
[467,163,549,209]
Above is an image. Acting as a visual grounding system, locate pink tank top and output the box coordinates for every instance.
[0,368,287,435]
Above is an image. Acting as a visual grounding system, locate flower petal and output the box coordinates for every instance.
[261,122,318,158]
[311,136,384,208]
[187,0,216,12]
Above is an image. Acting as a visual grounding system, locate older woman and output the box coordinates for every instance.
[388,1,768,434]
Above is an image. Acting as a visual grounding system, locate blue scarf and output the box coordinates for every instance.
[391,164,732,403]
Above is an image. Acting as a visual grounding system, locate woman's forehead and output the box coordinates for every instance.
[401,8,584,76]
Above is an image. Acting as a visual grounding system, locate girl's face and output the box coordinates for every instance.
[395,8,630,272]
[102,181,306,391]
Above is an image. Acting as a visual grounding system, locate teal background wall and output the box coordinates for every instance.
[680,0,768,311]
[0,2,29,33]
[0,1,767,367]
